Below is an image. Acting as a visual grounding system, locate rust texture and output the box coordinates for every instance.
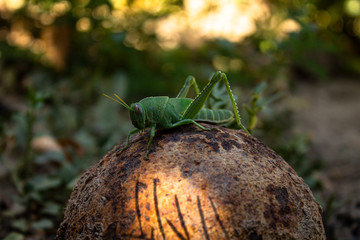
[56,124,325,240]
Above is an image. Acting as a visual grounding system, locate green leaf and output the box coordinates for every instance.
[31,218,53,230]
[3,232,25,240]
[35,151,65,164]
[253,82,267,94]
[58,162,78,182]
[41,202,61,216]
[1,202,26,217]
[28,175,61,191]
[11,219,28,232]
[27,191,43,202]
[66,176,79,190]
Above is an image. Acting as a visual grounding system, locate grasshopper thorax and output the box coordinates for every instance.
[130,102,147,130]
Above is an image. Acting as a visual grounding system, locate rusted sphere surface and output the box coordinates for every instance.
[56,124,325,239]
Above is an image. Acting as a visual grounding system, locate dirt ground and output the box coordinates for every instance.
[292,79,360,239]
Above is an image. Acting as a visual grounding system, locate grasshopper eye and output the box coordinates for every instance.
[134,104,142,115]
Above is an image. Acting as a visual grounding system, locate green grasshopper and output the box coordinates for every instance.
[104,71,249,158]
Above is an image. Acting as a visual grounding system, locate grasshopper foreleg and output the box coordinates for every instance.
[117,128,141,155]
[145,124,156,159]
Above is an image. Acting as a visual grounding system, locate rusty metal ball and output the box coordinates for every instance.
[56,124,325,239]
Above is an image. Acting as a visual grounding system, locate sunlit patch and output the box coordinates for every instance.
[1,0,302,53]
[30,39,46,54]
[154,0,270,49]
[345,0,360,17]
[40,13,55,26]
[76,17,92,32]
[0,0,25,11]
[277,19,301,39]
[52,1,71,16]
[6,20,33,48]
[93,4,110,19]
[110,0,128,10]
[213,56,243,72]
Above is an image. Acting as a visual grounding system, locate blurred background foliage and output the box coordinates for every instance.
[1,0,360,239]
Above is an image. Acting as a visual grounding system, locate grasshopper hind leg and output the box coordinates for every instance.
[144,124,156,160]
[176,75,200,98]
[170,119,212,131]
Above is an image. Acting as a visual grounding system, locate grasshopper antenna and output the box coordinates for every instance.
[103,93,133,111]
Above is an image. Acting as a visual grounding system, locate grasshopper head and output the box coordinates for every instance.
[104,93,147,129]
[130,103,147,129]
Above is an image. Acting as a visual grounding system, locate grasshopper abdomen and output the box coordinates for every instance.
[195,109,234,124]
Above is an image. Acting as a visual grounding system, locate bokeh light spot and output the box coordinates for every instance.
[345,0,360,17]
[316,10,332,29]
[76,17,92,32]
[110,0,127,10]
[0,0,25,11]
[52,1,71,16]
